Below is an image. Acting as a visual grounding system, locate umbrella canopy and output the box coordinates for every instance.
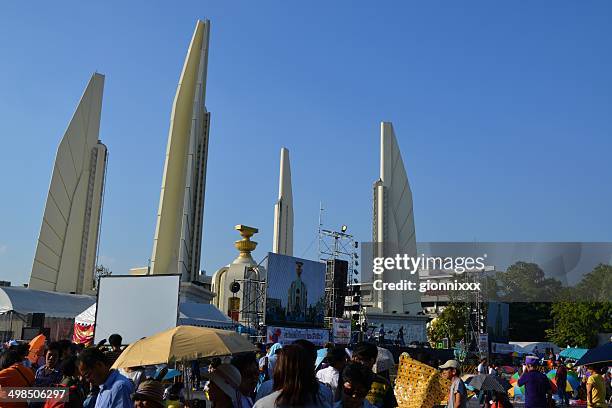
[545,369,578,393]
[154,368,181,380]
[315,348,328,369]
[509,372,520,384]
[111,325,257,368]
[509,384,525,398]
[467,375,512,393]
[375,347,395,373]
[576,342,612,366]
[27,334,46,364]
[500,366,516,374]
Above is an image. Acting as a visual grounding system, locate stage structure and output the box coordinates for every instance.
[29,73,108,295]
[150,19,211,283]
[272,147,293,256]
[367,122,426,341]
[317,214,358,323]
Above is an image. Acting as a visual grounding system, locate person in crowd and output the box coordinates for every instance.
[120,366,146,389]
[253,344,330,408]
[231,352,259,408]
[164,383,184,408]
[263,344,282,379]
[14,343,33,369]
[586,364,607,408]
[377,326,385,345]
[517,356,551,408]
[396,327,404,347]
[477,358,488,375]
[439,360,466,408]
[35,342,63,387]
[350,342,396,408]
[132,379,165,408]
[104,334,124,366]
[490,391,513,408]
[554,360,569,406]
[316,346,347,402]
[42,357,85,408]
[57,340,74,361]
[207,363,243,408]
[77,346,133,408]
[0,349,35,408]
[335,362,375,408]
[488,363,498,376]
[255,342,332,404]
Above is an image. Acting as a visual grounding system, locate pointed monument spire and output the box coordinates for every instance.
[373,122,420,314]
[273,147,294,256]
[150,20,211,281]
[30,73,108,295]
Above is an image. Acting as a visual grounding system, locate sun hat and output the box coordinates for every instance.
[525,356,540,365]
[208,363,242,404]
[439,360,459,370]
[132,380,164,408]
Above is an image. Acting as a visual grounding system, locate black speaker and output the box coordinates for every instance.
[325,259,348,317]
[31,313,45,328]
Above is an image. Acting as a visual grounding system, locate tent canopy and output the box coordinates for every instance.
[74,302,236,330]
[75,303,96,325]
[0,287,95,318]
[178,302,236,330]
[559,347,588,360]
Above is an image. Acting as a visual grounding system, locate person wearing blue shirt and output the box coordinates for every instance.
[77,347,134,408]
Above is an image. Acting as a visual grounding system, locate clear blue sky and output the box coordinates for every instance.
[1,1,611,286]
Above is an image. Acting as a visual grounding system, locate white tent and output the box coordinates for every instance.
[74,302,236,331]
[0,287,94,318]
[0,287,95,341]
[75,303,96,325]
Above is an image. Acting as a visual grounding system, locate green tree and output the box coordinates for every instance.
[487,261,563,341]
[427,302,468,346]
[546,264,612,348]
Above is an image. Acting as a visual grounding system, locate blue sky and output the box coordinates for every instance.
[1,1,611,286]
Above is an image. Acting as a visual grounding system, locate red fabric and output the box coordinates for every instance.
[72,323,93,345]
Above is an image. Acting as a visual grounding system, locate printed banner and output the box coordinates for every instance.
[332,318,351,344]
[266,326,329,346]
[490,342,514,354]
[478,333,489,354]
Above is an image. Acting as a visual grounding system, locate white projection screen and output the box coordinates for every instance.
[94,275,180,344]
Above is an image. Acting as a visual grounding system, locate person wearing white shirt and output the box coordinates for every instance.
[477,359,488,375]
[316,347,347,402]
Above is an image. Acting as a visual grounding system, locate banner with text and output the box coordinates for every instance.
[266,326,330,346]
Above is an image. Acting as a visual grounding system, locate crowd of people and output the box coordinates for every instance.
[1,335,611,408]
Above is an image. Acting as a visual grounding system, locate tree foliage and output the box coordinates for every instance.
[427,302,468,346]
[545,264,612,348]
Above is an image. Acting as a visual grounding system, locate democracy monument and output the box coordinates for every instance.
[13,19,428,343]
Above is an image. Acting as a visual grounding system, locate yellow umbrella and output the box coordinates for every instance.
[111,325,257,368]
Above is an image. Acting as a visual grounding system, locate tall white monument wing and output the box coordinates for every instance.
[150,20,211,281]
[273,147,294,256]
[373,122,420,314]
[380,122,416,255]
[30,73,107,295]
